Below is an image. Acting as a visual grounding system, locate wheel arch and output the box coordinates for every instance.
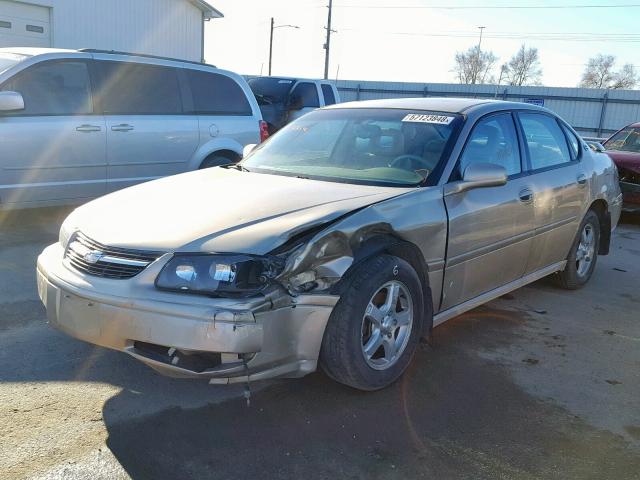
[333,234,434,337]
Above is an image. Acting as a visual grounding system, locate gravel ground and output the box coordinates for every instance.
[1,208,639,480]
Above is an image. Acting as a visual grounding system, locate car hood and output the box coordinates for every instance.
[67,168,412,254]
[605,150,640,174]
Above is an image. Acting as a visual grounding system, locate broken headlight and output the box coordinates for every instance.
[155,254,284,297]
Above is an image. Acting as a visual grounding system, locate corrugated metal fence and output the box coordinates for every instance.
[335,80,640,138]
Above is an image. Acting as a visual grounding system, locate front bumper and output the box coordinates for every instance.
[37,243,338,382]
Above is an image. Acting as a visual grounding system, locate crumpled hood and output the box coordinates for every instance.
[67,168,411,254]
[605,150,640,175]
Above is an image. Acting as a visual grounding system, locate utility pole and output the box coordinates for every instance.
[269,17,274,76]
[323,0,333,79]
[474,26,486,84]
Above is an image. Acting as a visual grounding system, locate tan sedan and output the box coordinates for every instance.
[37,98,622,390]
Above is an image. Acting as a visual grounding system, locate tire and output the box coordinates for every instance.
[199,154,237,169]
[319,255,426,391]
[556,210,601,290]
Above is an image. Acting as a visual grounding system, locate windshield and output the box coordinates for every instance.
[0,53,28,75]
[242,108,461,187]
[604,127,640,153]
[248,77,294,105]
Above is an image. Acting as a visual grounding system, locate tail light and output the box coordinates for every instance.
[259,120,269,143]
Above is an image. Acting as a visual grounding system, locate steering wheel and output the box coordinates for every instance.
[389,154,434,172]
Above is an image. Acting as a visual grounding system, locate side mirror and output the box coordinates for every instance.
[444,162,508,196]
[587,141,606,153]
[242,143,257,158]
[0,91,24,112]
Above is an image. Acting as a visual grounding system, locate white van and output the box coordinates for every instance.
[0,48,267,210]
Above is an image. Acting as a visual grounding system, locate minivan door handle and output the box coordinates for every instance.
[111,124,134,132]
[518,188,534,204]
[76,124,102,133]
[576,173,588,186]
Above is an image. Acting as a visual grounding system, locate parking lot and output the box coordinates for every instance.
[0,208,637,479]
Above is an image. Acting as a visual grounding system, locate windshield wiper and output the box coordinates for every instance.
[222,163,251,172]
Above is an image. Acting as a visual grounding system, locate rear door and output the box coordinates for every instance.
[516,112,588,273]
[442,112,535,310]
[0,57,106,206]
[93,59,199,193]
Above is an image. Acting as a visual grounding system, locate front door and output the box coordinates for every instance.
[0,58,106,206]
[442,112,535,310]
[93,59,199,193]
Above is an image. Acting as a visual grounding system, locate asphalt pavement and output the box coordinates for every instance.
[1,208,639,479]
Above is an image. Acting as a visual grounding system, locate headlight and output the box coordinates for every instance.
[155,254,285,297]
[58,218,75,250]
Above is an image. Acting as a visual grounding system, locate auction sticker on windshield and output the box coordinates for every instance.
[402,114,454,124]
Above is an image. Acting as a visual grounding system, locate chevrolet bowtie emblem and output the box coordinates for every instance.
[83,250,104,264]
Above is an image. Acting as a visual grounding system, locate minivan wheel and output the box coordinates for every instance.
[320,255,425,391]
[556,210,600,290]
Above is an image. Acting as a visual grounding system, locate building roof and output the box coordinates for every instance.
[189,0,223,19]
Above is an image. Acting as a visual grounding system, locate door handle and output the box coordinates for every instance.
[111,124,134,132]
[576,173,587,186]
[518,188,534,204]
[76,124,102,133]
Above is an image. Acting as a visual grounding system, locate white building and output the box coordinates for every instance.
[0,0,222,62]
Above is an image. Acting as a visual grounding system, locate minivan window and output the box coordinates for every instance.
[291,82,319,108]
[0,52,28,74]
[1,60,92,115]
[519,113,572,170]
[186,70,252,115]
[321,84,336,105]
[458,113,522,177]
[95,61,181,115]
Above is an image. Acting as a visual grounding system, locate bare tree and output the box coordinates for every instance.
[504,44,542,86]
[453,46,497,85]
[579,54,637,89]
[611,63,638,90]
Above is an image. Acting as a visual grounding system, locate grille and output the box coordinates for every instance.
[64,232,162,279]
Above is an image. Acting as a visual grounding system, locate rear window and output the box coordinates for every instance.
[95,61,182,115]
[186,70,252,115]
[321,84,336,105]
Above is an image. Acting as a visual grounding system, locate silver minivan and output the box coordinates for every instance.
[0,47,266,210]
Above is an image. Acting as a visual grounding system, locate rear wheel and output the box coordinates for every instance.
[556,210,600,289]
[320,255,426,391]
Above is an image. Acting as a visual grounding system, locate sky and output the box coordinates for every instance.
[204,0,640,88]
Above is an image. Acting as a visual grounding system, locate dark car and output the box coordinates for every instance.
[601,123,640,212]
[247,76,340,134]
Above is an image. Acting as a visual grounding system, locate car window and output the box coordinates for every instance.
[186,70,252,115]
[2,60,92,115]
[604,127,640,153]
[95,61,181,115]
[519,113,572,170]
[242,108,461,187]
[321,84,336,105]
[457,113,522,177]
[560,124,581,160]
[291,82,319,108]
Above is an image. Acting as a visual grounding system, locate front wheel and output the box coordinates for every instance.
[319,255,426,391]
[556,210,600,289]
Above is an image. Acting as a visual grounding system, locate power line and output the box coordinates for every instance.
[332,3,640,9]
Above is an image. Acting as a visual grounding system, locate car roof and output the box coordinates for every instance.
[0,47,75,56]
[326,97,544,114]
